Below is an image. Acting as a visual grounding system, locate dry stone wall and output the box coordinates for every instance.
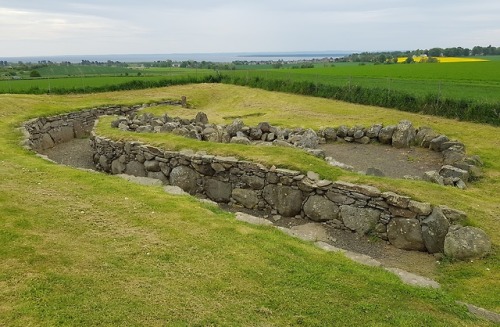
[90,131,491,259]
[113,112,484,189]
[22,100,182,152]
[21,102,491,261]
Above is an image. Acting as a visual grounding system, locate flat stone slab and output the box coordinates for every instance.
[117,174,163,186]
[235,212,273,226]
[163,185,188,195]
[457,301,500,324]
[384,267,440,289]
[289,223,330,242]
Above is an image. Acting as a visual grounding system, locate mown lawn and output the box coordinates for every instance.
[0,84,498,326]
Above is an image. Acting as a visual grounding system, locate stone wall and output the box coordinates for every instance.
[22,100,181,152]
[113,112,484,189]
[21,102,491,260]
[90,132,491,259]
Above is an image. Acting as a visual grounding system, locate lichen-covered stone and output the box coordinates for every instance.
[444,226,491,260]
[303,196,339,222]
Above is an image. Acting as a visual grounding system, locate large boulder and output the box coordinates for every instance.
[232,188,259,209]
[444,226,491,260]
[340,206,380,234]
[322,127,337,141]
[392,120,416,149]
[421,207,450,253]
[387,218,426,251]
[303,196,339,222]
[366,124,383,138]
[263,185,302,217]
[169,166,198,194]
[204,179,232,203]
[230,136,251,145]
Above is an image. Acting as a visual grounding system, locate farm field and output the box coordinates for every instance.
[0,69,213,93]
[226,60,500,103]
[0,84,498,325]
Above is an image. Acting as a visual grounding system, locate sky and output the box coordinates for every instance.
[1,0,499,57]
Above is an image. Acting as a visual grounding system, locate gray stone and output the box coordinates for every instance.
[226,119,244,136]
[415,126,433,146]
[378,125,396,144]
[353,129,365,139]
[241,175,265,190]
[336,125,349,138]
[235,212,273,226]
[257,122,272,133]
[333,181,381,197]
[392,120,416,148]
[438,205,467,224]
[303,196,339,222]
[124,161,147,177]
[230,136,251,145]
[355,136,371,144]
[382,192,410,208]
[48,126,74,144]
[232,188,259,209]
[322,127,337,141]
[204,179,232,203]
[439,165,470,182]
[429,135,449,151]
[169,166,198,194]
[307,171,320,181]
[195,112,209,124]
[366,124,382,138]
[421,207,450,253]
[295,129,319,149]
[263,185,303,217]
[408,200,432,215]
[111,159,126,174]
[159,162,171,176]
[387,218,426,251]
[422,171,445,185]
[444,227,491,260]
[249,127,263,140]
[144,160,161,172]
[340,206,380,234]
[40,133,55,150]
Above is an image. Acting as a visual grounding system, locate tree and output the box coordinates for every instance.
[404,56,415,64]
[30,70,41,77]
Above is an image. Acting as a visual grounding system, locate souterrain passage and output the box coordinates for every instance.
[40,138,447,278]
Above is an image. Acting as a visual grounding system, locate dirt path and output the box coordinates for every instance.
[320,142,443,178]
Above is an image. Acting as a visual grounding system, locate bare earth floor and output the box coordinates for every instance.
[320,141,444,178]
[42,138,440,278]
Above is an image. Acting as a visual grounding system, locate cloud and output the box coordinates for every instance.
[0,0,498,56]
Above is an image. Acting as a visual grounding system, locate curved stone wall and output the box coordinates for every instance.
[21,102,492,260]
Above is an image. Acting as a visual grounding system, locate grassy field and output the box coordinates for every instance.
[227,60,500,103]
[0,84,499,325]
[0,68,214,93]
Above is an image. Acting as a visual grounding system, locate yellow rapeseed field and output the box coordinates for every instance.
[397,56,488,63]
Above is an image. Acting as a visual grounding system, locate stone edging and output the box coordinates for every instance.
[21,102,492,261]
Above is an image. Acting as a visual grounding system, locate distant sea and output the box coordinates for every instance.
[2,51,351,63]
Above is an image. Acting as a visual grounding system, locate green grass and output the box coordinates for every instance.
[0,68,214,94]
[0,84,498,325]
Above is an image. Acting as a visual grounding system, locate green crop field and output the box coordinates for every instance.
[0,69,214,93]
[227,60,500,103]
[0,84,499,325]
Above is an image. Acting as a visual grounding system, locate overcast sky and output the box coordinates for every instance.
[1,0,499,57]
